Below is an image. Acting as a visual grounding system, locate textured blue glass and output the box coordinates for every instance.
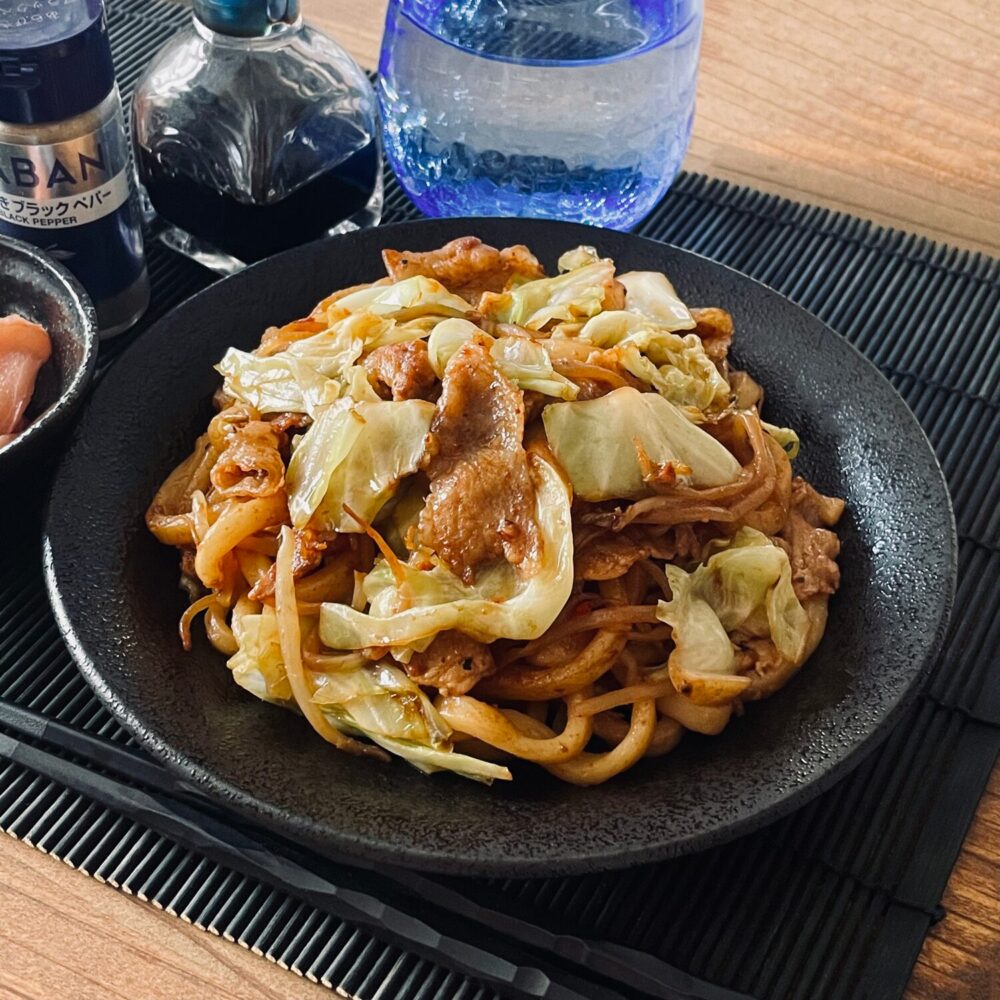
[378,0,702,229]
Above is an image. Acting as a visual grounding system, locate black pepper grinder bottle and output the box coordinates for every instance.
[0,0,149,337]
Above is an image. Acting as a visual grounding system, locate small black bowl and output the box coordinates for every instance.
[0,236,98,477]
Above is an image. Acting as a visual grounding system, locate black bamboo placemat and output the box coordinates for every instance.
[0,1,997,998]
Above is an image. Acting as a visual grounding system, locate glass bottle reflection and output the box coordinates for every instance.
[132,0,382,273]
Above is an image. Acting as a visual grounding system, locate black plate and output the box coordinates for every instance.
[44,218,956,876]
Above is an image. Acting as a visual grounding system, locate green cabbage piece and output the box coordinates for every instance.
[576,309,648,345]
[216,348,343,415]
[228,607,292,704]
[618,343,731,414]
[426,319,577,399]
[311,660,450,745]
[618,271,696,329]
[481,259,615,330]
[228,619,510,782]
[374,478,428,558]
[216,313,403,415]
[426,318,484,378]
[656,528,809,700]
[490,336,578,399]
[319,452,574,649]
[364,736,511,782]
[575,310,730,414]
[762,420,800,460]
[557,245,601,272]
[342,364,381,402]
[285,312,393,372]
[541,386,741,500]
[287,399,434,531]
[335,276,473,320]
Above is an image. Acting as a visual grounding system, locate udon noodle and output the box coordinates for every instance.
[148,237,844,785]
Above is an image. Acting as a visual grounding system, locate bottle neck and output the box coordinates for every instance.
[192,0,301,40]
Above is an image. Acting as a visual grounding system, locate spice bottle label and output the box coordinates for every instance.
[0,111,130,229]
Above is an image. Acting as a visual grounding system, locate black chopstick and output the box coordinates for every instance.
[0,697,752,1000]
[0,722,618,1000]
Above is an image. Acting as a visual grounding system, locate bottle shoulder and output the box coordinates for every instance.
[131,22,379,203]
[133,21,373,109]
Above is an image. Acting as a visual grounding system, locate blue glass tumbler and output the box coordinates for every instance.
[378,0,703,230]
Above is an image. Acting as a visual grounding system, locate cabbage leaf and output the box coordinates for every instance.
[762,421,800,460]
[216,348,343,415]
[287,399,434,531]
[490,336,578,399]
[286,400,364,527]
[335,276,472,320]
[365,736,511,782]
[656,528,809,704]
[228,607,292,704]
[319,452,574,649]
[557,245,601,272]
[618,342,731,414]
[618,271,695,330]
[575,310,730,414]
[228,618,510,782]
[342,364,381,402]
[480,259,615,330]
[541,387,741,500]
[426,318,484,378]
[427,319,577,399]
[285,312,392,371]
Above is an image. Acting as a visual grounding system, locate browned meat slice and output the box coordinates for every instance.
[648,523,709,563]
[364,339,437,401]
[210,420,285,499]
[690,307,734,361]
[727,369,762,410]
[405,630,497,695]
[789,476,845,527]
[268,411,311,435]
[574,529,652,581]
[418,341,538,583]
[604,278,626,311]
[382,237,544,303]
[778,477,845,600]
[249,527,329,601]
[737,594,829,700]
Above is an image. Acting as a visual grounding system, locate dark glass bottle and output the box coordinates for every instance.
[131,0,382,274]
[0,0,149,336]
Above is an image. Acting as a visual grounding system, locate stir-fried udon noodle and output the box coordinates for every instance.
[148,238,844,785]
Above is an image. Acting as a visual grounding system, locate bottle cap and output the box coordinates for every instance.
[0,0,115,125]
[194,0,300,37]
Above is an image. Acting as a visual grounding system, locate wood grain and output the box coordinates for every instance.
[0,2,997,998]
[906,769,1000,1000]
[308,0,1000,255]
[0,834,323,1000]
[0,780,997,999]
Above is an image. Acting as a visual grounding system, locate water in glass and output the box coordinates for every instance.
[378,0,702,229]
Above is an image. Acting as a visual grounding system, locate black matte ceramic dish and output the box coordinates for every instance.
[0,236,98,476]
[44,218,956,876]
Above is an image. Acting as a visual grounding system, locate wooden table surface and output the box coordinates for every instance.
[2,2,998,998]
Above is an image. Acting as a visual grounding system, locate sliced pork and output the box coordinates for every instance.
[418,340,538,583]
[364,339,437,401]
[405,630,497,695]
[383,237,544,304]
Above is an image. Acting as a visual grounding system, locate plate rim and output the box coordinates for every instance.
[43,218,958,875]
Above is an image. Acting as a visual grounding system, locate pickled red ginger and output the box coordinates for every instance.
[0,314,51,447]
